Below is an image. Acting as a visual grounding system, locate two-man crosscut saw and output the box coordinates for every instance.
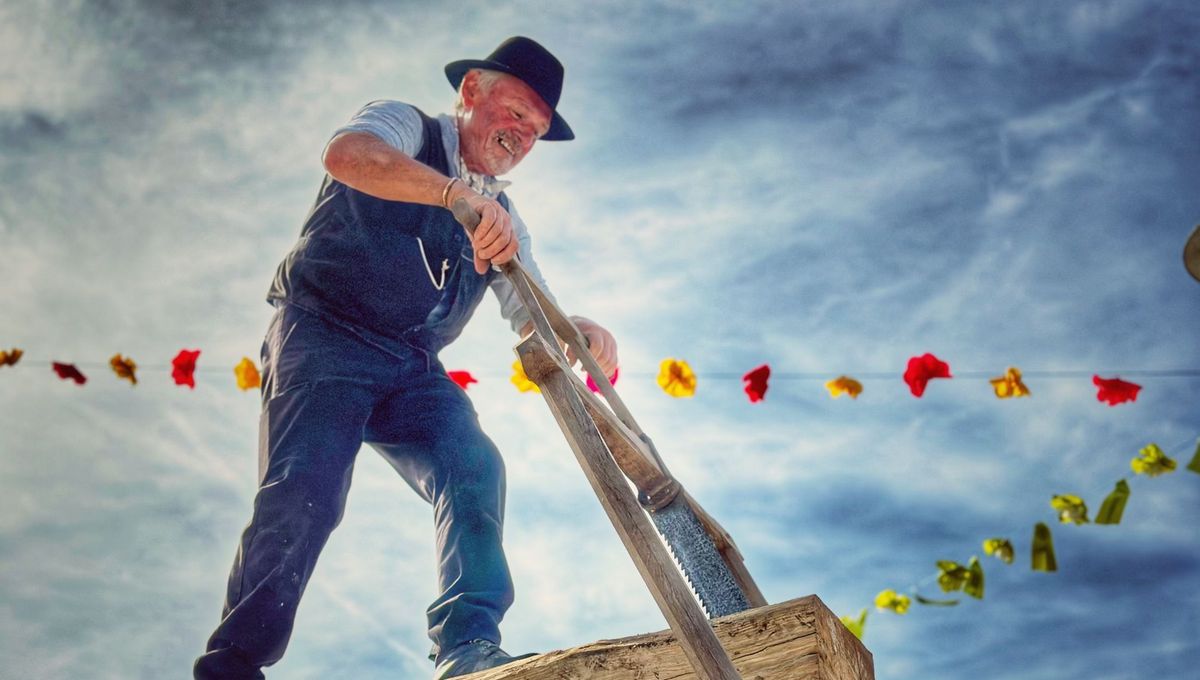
[451,198,767,680]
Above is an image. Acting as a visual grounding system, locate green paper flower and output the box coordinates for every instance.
[936,560,969,593]
[1050,494,1090,524]
[874,589,911,614]
[840,608,867,640]
[1131,443,1177,477]
[965,557,985,599]
[982,538,1014,564]
[1095,480,1131,525]
[1187,439,1200,475]
[1032,522,1057,573]
[934,557,985,598]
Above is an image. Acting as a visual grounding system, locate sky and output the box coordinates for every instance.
[1,1,1199,679]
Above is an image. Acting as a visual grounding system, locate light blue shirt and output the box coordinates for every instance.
[333,100,557,334]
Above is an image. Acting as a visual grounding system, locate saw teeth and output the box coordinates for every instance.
[666,541,713,616]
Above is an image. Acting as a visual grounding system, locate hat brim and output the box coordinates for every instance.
[1185,224,1200,283]
[445,59,574,141]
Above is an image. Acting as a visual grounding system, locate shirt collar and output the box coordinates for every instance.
[438,114,512,198]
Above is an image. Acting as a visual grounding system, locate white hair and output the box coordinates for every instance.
[454,68,508,115]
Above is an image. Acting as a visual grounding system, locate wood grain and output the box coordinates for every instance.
[462,595,873,680]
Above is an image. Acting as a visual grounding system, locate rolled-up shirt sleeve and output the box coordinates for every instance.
[329,100,423,156]
[490,198,558,334]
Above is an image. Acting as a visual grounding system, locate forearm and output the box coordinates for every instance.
[323,131,472,206]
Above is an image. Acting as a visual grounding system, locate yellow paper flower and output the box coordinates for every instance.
[840,609,867,640]
[1050,494,1089,524]
[657,358,697,397]
[0,347,23,367]
[234,357,261,391]
[982,538,1014,564]
[1130,443,1176,477]
[874,588,911,614]
[109,353,138,386]
[989,366,1030,398]
[511,360,540,393]
[825,375,863,399]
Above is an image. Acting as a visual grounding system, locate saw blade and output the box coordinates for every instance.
[649,497,750,619]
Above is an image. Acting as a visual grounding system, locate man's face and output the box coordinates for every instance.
[458,71,553,177]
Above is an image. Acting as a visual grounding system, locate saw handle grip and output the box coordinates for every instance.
[449,196,590,347]
[450,197,482,237]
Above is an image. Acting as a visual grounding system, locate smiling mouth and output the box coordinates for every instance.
[495,131,516,156]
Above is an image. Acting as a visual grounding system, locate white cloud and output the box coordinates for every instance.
[3,2,1199,679]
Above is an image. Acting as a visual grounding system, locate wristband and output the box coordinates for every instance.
[441,177,461,209]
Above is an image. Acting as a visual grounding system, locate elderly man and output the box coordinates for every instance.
[194,37,618,680]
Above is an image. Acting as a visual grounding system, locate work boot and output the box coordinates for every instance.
[432,639,536,679]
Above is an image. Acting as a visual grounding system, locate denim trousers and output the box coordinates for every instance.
[194,302,514,679]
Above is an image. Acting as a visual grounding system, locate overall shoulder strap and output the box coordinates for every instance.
[410,107,450,175]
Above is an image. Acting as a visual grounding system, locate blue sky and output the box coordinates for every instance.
[2,1,1198,679]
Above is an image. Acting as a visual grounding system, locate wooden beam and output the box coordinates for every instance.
[518,334,742,680]
[566,358,677,504]
[562,353,768,607]
[463,595,873,680]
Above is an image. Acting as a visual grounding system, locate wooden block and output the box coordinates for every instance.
[464,595,874,680]
[520,335,741,680]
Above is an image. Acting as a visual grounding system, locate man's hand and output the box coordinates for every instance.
[449,182,519,274]
[566,316,619,380]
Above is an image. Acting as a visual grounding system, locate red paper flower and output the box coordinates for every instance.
[448,370,477,390]
[903,353,952,397]
[742,364,771,403]
[172,349,201,388]
[586,366,619,393]
[1093,375,1140,406]
[52,362,87,385]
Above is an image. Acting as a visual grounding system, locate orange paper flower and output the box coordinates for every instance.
[109,353,138,385]
[657,358,697,398]
[448,370,478,390]
[0,348,23,367]
[52,362,87,385]
[172,349,201,389]
[826,375,863,399]
[1093,375,1140,406]
[234,358,261,391]
[903,353,952,397]
[989,367,1029,399]
[742,364,770,403]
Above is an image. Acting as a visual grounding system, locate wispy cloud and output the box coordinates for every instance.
[2,1,1198,679]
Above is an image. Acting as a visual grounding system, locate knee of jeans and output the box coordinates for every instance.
[258,468,353,533]
[442,436,505,487]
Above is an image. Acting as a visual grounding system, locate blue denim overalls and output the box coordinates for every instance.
[195,110,515,679]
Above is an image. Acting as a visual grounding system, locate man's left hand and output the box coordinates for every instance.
[566,316,618,379]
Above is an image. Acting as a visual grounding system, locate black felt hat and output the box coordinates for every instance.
[445,36,574,141]
[1185,224,1200,283]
